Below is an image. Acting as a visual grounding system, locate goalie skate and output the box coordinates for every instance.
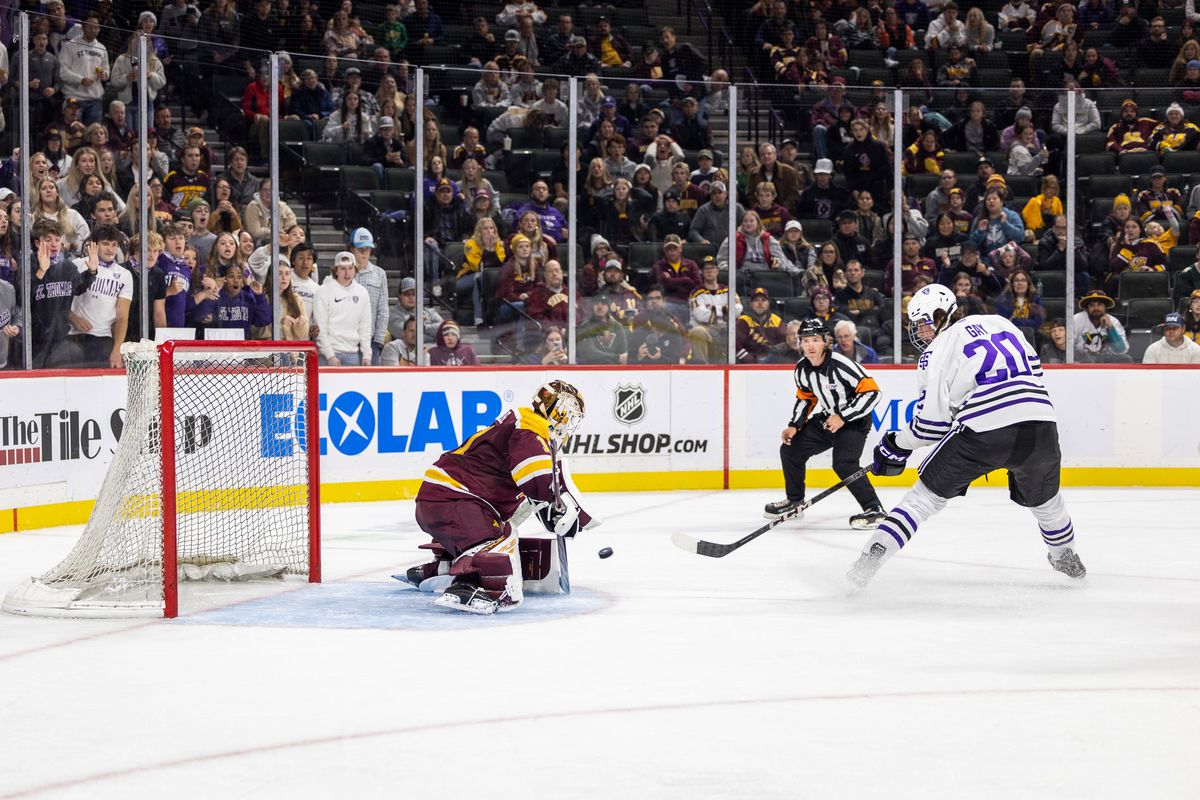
[433,578,516,615]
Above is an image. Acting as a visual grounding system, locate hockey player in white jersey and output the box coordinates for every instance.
[847,283,1086,589]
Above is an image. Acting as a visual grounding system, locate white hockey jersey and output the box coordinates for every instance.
[896,315,1054,451]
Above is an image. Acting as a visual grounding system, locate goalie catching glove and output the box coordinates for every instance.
[536,494,583,538]
[872,432,912,477]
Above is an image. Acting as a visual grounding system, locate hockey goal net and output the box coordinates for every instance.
[3,340,321,618]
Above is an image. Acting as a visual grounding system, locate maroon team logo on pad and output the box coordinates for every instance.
[613,385,646,426]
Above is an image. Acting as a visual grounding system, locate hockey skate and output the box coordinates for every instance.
[763,499,804,521]
[846,543,889,592]
[849,505,887,530]
[1047,548,1087,579]
[395,560,448,588]
[433,576,517,615]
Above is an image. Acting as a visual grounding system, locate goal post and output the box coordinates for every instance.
[3,340,321,619]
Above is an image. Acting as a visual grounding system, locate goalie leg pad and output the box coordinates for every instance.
[443,530,524,611]
[519,538,566,595]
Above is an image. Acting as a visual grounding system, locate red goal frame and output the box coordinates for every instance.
[158,340,321,618]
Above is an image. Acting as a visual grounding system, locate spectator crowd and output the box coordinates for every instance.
[2,0,1200,370]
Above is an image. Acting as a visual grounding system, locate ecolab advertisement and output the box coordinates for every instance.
[1,367,1197,512]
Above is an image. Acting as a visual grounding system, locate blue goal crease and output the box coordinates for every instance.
[173,582,606,631]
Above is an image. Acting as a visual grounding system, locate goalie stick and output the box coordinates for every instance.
[550,439,571,594]
[672,466,873,558]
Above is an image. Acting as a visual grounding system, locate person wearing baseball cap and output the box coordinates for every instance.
[652,234,701,320]
[651,183,693,241]
[961,155,995,211]
[389,275,445,343]
[577,289,628,365]
[1137,163,1185,222]
[1184,289,1200,343]
[364,113,406,177]
[735,286,785,363]
[345,227,389,363]
[1142,311,1200,363]
[558,34,600,76]
[943,187,972,234]
[797,157,851,222]
[690,148,720,189]
[689,180,746,248]
[673,94,711,151]
[314,251,374,367]
[777,139,799,168]
[687,255,742,362]
[1105,98,1158,154]
[951,238,998,293]
[779,219,814,271]
[591,15,632,68]
[596,256,642,327]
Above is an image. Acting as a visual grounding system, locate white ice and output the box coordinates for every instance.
[1,487,1198,800]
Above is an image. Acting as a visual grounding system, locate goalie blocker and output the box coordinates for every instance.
[410,380,597,615]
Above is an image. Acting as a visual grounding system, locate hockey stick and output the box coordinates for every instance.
[672,466,873,558]
[549,439,571,594]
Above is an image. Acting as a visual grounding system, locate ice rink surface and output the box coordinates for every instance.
[1,487,1198,799]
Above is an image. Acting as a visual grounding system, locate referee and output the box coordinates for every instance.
[764,319,887,529]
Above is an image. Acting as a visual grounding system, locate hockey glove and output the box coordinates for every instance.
[535,495,583,538]
[872,432,912,477]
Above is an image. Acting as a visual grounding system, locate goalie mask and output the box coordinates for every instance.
[532,380,585,445]
[906,283,958,352]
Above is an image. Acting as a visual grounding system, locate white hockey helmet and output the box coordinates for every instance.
[906,283,958,351]
[532,379,585,445]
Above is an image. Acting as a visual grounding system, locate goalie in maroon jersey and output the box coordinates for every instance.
[406,380,596,614]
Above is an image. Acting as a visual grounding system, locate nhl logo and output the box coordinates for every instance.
[613,384,646,426]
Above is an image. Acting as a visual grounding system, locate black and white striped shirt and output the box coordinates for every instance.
[790,351,882,428]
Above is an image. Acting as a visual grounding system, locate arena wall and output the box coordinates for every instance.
[1,365,1196,532]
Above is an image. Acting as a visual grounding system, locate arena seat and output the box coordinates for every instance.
[1117,271,1169,301]
[750,270,797,299]
[1120,297,1173,329]
[1032,271,1065,298]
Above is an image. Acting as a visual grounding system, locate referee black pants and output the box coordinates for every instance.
[780,417,880,510]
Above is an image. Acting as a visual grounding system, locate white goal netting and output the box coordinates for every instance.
[3,342,317,618]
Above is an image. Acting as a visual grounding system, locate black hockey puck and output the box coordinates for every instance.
[598,547,613,559]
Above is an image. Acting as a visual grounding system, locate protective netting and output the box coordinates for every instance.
[3,342,314,617]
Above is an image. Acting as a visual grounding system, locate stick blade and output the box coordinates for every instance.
[695,540,736,558]
[672,530,736,558]
[670,530,700,554]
